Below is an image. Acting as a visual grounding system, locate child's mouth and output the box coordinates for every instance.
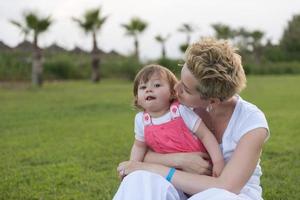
[146,96,156,101]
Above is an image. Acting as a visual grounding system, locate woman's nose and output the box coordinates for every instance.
[174,82,182,94]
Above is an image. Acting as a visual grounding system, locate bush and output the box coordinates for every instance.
[44,53,89,80]
[2,49,300,81]
[156,58,182,76]
[102,56,141,80]
[245,61,300,75]
[0,51,31,81]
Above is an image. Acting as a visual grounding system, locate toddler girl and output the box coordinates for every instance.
[130,64,224,177]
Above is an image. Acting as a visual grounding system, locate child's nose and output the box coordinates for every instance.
[146,87,153,92]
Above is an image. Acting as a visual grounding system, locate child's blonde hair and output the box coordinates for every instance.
[133,64,178,110]
[185,37,246,101]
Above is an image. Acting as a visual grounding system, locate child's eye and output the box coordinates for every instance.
[154,83,161,88]
[139,85,146,90]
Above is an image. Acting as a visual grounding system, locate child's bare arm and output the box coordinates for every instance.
[195,121,224,176]
[130,139,147,162]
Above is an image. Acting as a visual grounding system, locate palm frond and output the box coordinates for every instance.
[73,7,108,33]
[10,20,23,28]
[121,17,147,36]
[24,12,51,34]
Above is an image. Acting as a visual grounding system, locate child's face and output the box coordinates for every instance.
[137,73,172,114]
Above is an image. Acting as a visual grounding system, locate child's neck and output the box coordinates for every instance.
[146,107,170,118]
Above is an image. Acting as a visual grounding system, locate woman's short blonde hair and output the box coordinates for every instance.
[185,37,246,101]
[133,64,178,110]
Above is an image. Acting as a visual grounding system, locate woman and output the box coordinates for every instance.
[113,38,269,200]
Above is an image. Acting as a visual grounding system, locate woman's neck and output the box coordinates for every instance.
[210,96,237,117]
[209,96,238,143]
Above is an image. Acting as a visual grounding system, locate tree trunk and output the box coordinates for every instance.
[187,34,191,44]
[162,43,166,59]
[134,36,139,60]
[253,45,262,65]
[91,31,100,82]
[32,33,43,87]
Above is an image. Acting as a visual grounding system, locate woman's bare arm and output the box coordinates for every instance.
[118,128,268,195]
[144,150,212,175]
[218,128,268,193]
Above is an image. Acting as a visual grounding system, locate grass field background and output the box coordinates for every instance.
[0,76,299,199]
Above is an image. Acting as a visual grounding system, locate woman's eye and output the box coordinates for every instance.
[183,87,191,94]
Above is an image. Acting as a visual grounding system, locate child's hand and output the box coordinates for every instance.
[212,159,225,177]
[117,160,144,180]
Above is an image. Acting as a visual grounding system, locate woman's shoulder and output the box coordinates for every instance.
[230,96,269,142]
[237,96,265,117]
[235,96,268,127]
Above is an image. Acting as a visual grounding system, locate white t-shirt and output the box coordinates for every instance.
[134,104,201,142]
[221,95,269,199]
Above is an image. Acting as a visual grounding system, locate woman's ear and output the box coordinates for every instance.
[209,98,221,105]
[207,98,221,112]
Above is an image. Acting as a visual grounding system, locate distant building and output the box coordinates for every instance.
[46,43,66,53]
[0,41,11,51]
[0,40,122,57]
[13,40,33,51]
[71,46,87,54]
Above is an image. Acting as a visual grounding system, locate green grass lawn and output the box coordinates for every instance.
[0,76,299,199]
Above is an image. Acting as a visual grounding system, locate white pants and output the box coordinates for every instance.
[113,170,256,200]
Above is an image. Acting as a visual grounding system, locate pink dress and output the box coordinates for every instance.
[143,101,207,153]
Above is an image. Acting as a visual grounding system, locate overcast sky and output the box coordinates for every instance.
[1,0,300,59]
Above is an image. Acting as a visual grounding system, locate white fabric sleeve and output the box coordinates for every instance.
[134,112,145,142]
[233,110,270,143]
[179,104,201,133]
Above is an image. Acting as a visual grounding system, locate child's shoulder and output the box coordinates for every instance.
[134,111,144,122]
[177,104,200,119]
[135,112,144,119]
[178,103,193,112]
[171,101,190,110]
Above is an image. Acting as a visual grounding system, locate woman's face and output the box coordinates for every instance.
[175,65,209,109]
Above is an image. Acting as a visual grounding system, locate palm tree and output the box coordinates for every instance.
[155,34,170,59]
[10,20,30,42]
[178,23,196,53]
[73,7,108,82]
[211,23,235,40]
[178,23,196,44]
[121,17,147,60]
[10,12,51,86]
[235,27,252,53]
[250,30,264,64]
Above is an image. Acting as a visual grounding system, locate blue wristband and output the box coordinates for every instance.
[166,167,176,182]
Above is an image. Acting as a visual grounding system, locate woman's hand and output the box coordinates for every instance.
[117,160,143,179]
[178,152,212,175]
